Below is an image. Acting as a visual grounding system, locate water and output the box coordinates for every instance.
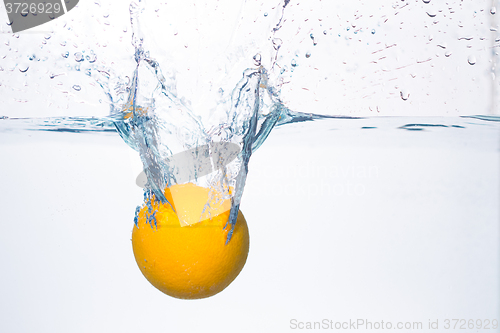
[0,116,499,332]
[1,0,500,330]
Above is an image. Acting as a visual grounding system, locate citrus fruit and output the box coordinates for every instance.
[132,183,250,299]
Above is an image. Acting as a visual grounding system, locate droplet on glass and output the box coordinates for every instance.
[62,51,69,58]
[422,0,430,3]
[467,55,476,65]
[427,10,437,17]
[264,12,268,17]
[445,51,452,57]
[291,59,297,67]
[491,7,497,15]
[400,90,410,101]
[72,85,81,91]
[371,29,376,34]
[305,52,311,58]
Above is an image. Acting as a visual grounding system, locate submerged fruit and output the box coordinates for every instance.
[132,183,249,299]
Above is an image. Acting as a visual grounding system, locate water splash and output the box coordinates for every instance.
[111,0,296,240]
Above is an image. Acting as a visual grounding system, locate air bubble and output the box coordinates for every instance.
[467,55,476,65]
[72,85,81,91]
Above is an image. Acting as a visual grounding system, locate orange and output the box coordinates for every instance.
[132,183,250,299]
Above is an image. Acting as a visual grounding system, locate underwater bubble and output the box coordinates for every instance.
[467,55,476,65]
[72,85,82,91]
[400,89,410,101]
[491,7,497,15]
[74,52,84,62]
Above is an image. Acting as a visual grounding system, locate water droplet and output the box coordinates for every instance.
[305,52,311,58]
[400,90,410,101]
[323,30,327,35]
[422,0,430,3]
[86,53,97,63]
[427,10,437,17]
[272,38,282,50]
[264,12,268,17]
[371,29,376,34]
[28,54,35,61]
[74,52,84,62]
[18,64,29,73]
[291,59,297,67]
[491,7,497,15]
[20,12,28,17]
[62,51,69,58]
[311,35,317,46]
[253,53,261,66]
[437,42,447,49]
[72,85,81,91]
[445,51,452,57]
[467,55,476,65]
